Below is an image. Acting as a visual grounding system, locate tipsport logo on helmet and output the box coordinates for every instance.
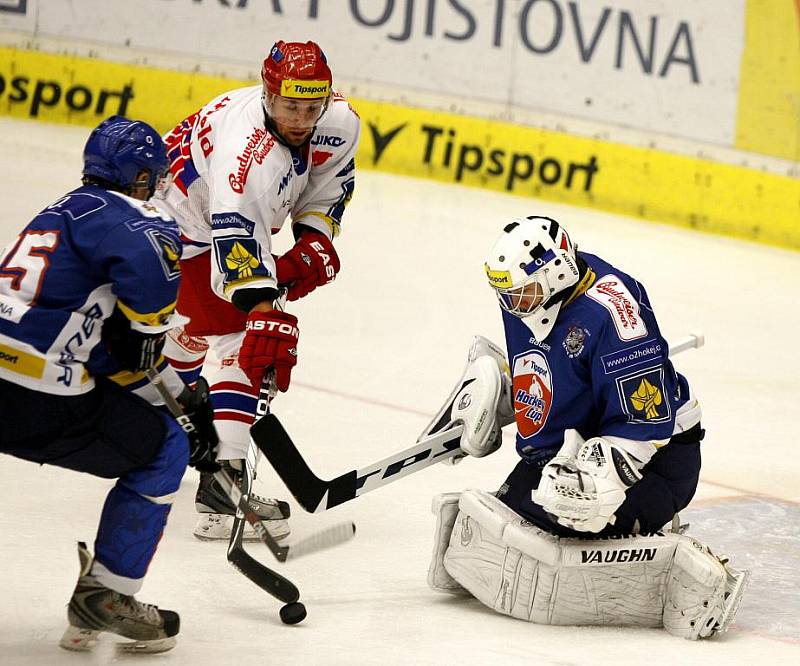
[485,266,512,288]
[280,80,330,99]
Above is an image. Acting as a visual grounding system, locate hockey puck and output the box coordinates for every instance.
[279,602,307,625]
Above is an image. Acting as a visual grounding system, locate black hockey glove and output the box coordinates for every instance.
[177,376,220,472]
[102,306,166,372]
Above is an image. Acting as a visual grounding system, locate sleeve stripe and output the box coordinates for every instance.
[116,298,177,327]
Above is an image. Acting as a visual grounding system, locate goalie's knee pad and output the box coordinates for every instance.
[436,490,748,638]
[420,336,513,459]
[427,493,468,594]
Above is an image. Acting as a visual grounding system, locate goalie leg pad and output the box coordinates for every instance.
[427,493,469,594]
[663,537,750,639]
[440,490,747,636]
[442,489,560,621]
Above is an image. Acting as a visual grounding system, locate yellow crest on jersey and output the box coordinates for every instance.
[226,242,260,279]
[629,377,663,419]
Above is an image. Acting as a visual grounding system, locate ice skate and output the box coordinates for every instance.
[59,542,179,654]
[194,464,291,542]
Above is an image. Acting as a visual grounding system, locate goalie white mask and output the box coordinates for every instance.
[484,216,580,342]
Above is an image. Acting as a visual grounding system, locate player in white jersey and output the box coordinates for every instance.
[159,40,360,540]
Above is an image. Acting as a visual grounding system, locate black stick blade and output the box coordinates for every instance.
[251,414,358,512]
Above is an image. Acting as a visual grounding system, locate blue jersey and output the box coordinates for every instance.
[0,185,182,395]
[502,252,692,461]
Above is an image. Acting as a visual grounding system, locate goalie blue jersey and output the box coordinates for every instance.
[502,252,693,460]
[0,185,182,395]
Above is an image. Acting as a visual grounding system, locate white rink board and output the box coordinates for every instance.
[0,118,798,665]
[0,0,745,146]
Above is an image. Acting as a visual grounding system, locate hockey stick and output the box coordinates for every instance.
[250,333,706,514]
[144,368,300,605]
[145,368,354,561]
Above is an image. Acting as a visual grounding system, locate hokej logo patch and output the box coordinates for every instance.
[211,212,255,236]
[512,350,553,438]
[616,366,671,423]
[144,228,181,281]
[214,237,271,285]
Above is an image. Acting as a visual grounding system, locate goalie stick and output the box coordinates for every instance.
[251,333,706,514]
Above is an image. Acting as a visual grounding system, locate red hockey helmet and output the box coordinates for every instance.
[262,41,332,99]
[261,41,333,141]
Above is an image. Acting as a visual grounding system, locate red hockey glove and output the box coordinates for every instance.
[275,230,340,302]
[238,310,299,392]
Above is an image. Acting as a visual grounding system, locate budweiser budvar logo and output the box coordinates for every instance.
[595,280,639,329]
[229,128,275,193]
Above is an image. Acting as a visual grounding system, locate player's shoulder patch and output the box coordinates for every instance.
[213,236,271,287]
[586,274,648,342]
[615,364,672,424]
[143,227,182,282]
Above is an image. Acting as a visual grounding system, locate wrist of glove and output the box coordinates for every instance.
[102,306,166,372]
[532,433,643,533]
[238,310,299,391]
[274,230,340,302]
[176,376,220,472]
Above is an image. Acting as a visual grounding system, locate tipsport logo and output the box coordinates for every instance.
[0,74,135,119]
[512,350,553,439]
[365,120,599,194]
[0,1,26,14]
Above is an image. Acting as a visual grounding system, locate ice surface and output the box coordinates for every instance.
[0,119,798,665]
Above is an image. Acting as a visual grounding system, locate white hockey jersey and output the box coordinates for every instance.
[161,85,360,303]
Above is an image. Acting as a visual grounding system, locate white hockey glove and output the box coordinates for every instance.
[532,430,644,533]
[419,336,513,465]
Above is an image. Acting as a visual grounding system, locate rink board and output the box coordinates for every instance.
[0,46,796,250]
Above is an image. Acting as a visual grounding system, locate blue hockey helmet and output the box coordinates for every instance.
[82,115,169,196]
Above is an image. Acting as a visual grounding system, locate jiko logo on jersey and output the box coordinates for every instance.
[512,351,553,438]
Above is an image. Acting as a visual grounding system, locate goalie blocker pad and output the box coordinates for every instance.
[419,336,513,458]
[428,489,749,640]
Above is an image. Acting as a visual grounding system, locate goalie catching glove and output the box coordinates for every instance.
[275,229,340,302]
[419,335,514,463]
[533,430,645,533]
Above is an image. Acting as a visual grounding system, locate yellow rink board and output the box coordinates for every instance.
[1,47,797,250]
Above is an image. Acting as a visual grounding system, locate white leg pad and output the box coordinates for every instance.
[663,537,750,639]
[427,493,469,594]
[438,489,748,637]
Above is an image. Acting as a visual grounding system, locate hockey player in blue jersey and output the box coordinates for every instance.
[0,116,214,653]
[425,215,747,639]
